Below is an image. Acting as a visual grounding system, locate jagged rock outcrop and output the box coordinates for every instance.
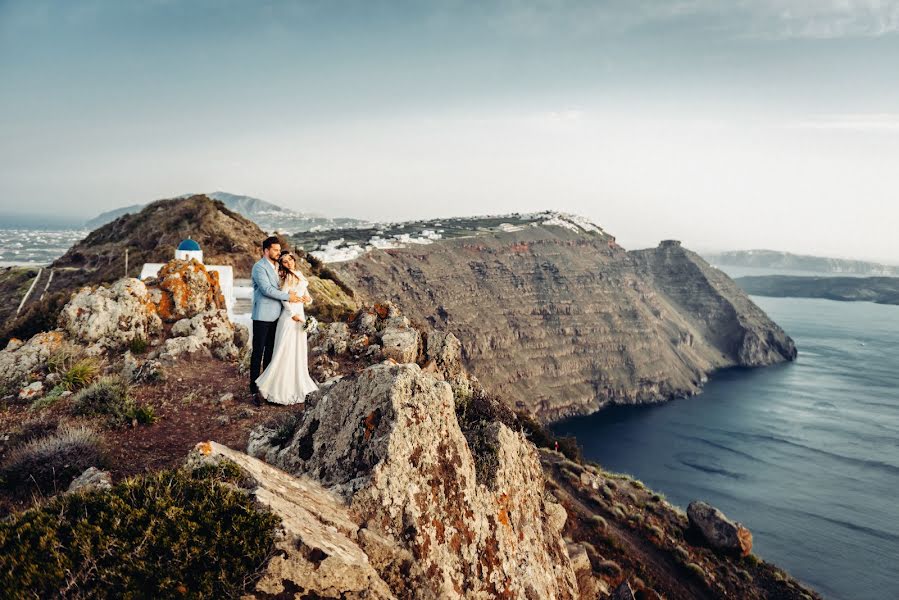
[249,362,578,599]
[59,278,163,354]
[333,222,797,421]
[687,500,753,557]
[0,330,65,389]
[630,240,797,367]
[55,259,243,361]
[188,441,397,599]
[148,258,227,322]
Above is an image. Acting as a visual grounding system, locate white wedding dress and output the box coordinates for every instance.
[255,276,319,405]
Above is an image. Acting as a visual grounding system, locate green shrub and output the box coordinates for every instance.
[0,425,104,495]
[0,465,280,598]
[265,412,302,448]
[29,384,66,411]
[596,559,623,578]
[129,336,149,355]
[132,404,157,425]
[590,514,608,531]
[674,545,691,563]
[610,503,627,520]
[686,562,707,580]
[72,376,134,424]
[46,341,81,375]
[61,358,100,392]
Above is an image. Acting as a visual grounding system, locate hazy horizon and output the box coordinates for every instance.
[2,1,898,262]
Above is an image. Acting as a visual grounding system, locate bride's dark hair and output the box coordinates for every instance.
[277,250,302,285]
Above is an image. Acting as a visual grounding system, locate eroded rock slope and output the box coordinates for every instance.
[333,221,795,421]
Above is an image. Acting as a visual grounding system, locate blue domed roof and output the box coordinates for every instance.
[177,239,201,251]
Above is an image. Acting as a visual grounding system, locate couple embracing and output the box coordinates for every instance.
[249,236,319,406]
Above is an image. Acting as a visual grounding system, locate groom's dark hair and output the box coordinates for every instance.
[262,236,280,251]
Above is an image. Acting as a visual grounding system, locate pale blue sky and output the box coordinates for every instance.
[1,1,898,260]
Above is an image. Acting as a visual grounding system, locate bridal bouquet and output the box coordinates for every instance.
[302,316,319,333]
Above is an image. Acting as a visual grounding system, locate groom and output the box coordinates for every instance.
[249,236,302,404]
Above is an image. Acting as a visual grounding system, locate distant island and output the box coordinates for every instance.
[706,249,899,276]
[736,275,899,305]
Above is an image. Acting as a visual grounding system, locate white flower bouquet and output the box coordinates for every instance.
[302,316,319,333]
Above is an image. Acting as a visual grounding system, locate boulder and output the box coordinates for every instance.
[0,330,65,389]
[18,381,43,401]
[150,258,226,323]
[159,335,208,362]
[425,331,464,381]
[249,362,578,599]
[687,500,753,557]
[170,309,238,361]
[567,542,604,600]
[67,467,112,493]
[379,327,420,364]
[188,441,396,599]
[59,278,162,353]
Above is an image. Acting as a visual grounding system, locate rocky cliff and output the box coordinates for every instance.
[332,220,796,422]
[0,251,819,599]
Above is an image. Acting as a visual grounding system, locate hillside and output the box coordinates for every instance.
[0,259,820,599]
[705,249,899,276]
[324,217,795,422]
[85,191,369,233]
[736,275,899,305]
[1,195,357,347]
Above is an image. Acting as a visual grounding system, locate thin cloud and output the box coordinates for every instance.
[793,114,899,132]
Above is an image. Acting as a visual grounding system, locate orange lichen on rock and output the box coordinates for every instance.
[737,525,753,557]
[196,441,213,455]
[151,259,226,322]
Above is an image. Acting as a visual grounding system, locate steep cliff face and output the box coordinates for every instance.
[333,222,795,422]
[250,362,579,599]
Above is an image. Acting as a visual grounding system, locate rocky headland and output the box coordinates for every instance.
[0,200,815,598]
[331,220,796,422]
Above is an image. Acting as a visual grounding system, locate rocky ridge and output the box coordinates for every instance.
[331,223,796,422]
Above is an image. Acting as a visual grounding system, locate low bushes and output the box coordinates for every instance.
[60,358,100,392]
[72,375,154,426]
[0,425,105,495]
[0,462,280,598]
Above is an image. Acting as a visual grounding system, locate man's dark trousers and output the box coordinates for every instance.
[249,319,278,393]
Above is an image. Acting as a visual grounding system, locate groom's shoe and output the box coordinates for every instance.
[251,392,262,406]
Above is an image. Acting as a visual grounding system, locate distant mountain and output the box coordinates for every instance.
[705,249,899,276]
[736,275,899,305]
[84,191,369,233]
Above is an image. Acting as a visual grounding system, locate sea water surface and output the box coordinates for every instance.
[552,297,899,600]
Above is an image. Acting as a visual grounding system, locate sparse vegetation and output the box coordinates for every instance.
[29,385,66,411]
[0,463,280,598]
[0,425,105,495]
[46,341,82,375]
[597,559,623,578]
[0,291,69,349]
[128,335,148,354]
[590,514,608,531]
[686,562,707,580]
[61,358,100,392]
[70,376,154,427]
[266,412,302,448]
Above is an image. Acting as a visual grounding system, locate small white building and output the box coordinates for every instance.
[139,239,252,331]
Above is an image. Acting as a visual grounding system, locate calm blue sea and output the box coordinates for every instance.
[552,296,899,600]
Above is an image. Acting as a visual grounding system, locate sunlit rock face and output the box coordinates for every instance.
[250,362,579,599]
[332,222,796,422]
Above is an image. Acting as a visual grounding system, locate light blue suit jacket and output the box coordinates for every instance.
[251,258,289,322]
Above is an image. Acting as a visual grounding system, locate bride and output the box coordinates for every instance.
[255,250,319,405]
